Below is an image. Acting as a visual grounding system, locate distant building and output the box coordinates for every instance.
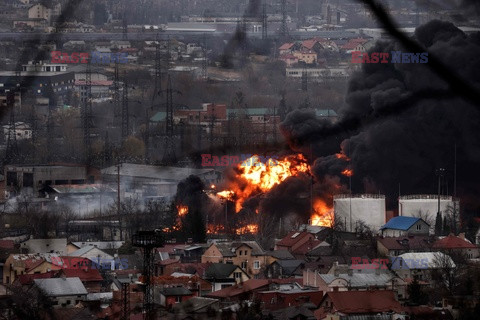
[2,121,32,141]
[4,164,91,196]
[204,263,250,291]
[432,233,480,259]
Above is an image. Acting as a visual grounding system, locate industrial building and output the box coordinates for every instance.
[4,164,93,197]
[398,195,460,224]
[101,163,220,200]
[334,194,386,233]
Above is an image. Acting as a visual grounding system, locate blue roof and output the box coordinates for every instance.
[380,216,421,231]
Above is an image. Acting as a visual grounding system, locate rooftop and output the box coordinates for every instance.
[381,216,426,231]
[34,277,88,297]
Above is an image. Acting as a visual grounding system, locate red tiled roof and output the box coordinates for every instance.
[17,271,57,285]
[164,262,209,277]
[341,38,368,50]
[302,39,318,50]
[279,42,295,50]
[324,290,403,314]
[60,268,103,282]
[377,236,431,250]
[276,231,311,248]
[0,240,14,249]
[24,258,47,272]
[292,239,321,255]
[432,234,477,249]
[206,278,302,299]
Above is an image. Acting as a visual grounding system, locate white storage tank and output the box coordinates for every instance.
[398,195,460,225]
[333,194,386,233]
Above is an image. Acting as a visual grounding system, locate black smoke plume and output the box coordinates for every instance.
[282,20,480,212]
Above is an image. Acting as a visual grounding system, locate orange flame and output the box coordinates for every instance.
[341,169,353,177]
[311,199,334,227]
[217,190,235,200]
[235,224,259,235]
[230,154,310,212]
[177,205,188,216]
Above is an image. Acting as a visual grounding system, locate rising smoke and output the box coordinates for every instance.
[282,20,480,212]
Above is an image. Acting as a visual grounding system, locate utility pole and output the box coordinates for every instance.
[436,167,446,220]
[262,2,268,40]
[162,75,176,165]
[4,91,18,165]
[279,0,289,41]
[121,72,129,140]
[113,61,120,117]
[202,33,208,81]
[83,63,93,164]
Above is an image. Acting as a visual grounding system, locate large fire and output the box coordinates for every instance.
[227,154,310,212]
[214,154,336,233]
[311,199,334,227]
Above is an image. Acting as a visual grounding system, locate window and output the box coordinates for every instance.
[66,300,71,305]
[175,296,181,303]
[416,224,421,230]
[234,272,242,279]
[254,261,260,269]
[241,261,247,269]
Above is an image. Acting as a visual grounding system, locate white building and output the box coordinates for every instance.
[3,122,32,140]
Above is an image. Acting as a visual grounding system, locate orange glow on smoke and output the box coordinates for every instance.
[341,169,354,177]
[177,205,188,217]
[235,224,259,235]
[336,153,350,161]
[311,199,334,227]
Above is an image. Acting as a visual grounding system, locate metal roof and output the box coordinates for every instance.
[393,252,456,269]
[319,273,396,288]
[34,277,88,296]
[101,163,215,181]
[381,216,423,231]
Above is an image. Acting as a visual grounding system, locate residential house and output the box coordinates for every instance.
[275,230,320,256]
[264,260,305,279]
[157,287,194,308]
[390,252,456,282]
[67,245,115,270]
[28,3,52,23]
[33,277,88,308]
[380,216,430,237]
[206,278,303,303]
[315,290,404,319]
[304,270,407,300]
[3,253,62,284]
[377,236,433,256]
[172,297,220,318]
[257,286,323,311]
[341,38,371,53]
[58,268,104,293]
[278,42,296,56]
[279,54,299,67]
[201,241,267,278]
[20,238,67,255]
[204,263,249,291]
[293,50,318,65]
[432,233,480,259]
[265,250,295,266]
[67,241,124,254]
[110,40,131,50]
